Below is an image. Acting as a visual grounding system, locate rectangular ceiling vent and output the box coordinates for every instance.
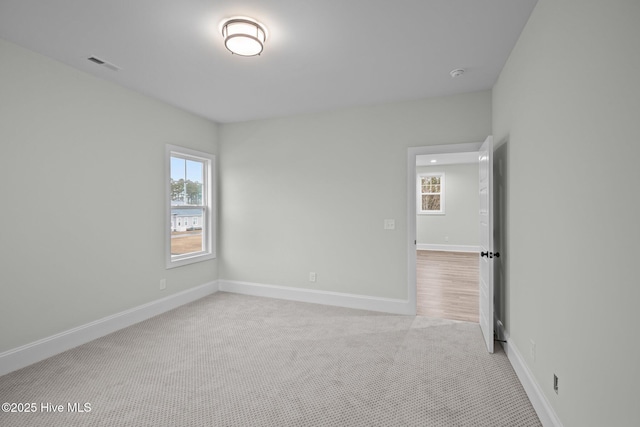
[87,56,121,71]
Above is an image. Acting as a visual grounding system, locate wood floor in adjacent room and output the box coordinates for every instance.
[417,250,479,323]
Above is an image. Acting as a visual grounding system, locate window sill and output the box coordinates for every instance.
[166,252,216,269]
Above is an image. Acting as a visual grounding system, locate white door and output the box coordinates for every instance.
[478,135,495,353]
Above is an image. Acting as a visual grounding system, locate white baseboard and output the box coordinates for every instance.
[416,244,480,252]
[0,281,218,377]
[219,280,413,315]
[496,322,563,427]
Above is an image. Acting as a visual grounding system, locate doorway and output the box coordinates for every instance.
[415,151,481,322]
[406,142,484,320]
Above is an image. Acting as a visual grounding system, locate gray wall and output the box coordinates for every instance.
[0,39,219,353]
[219,92,491,299]
[493,0,640,425]
[416,163,479,247]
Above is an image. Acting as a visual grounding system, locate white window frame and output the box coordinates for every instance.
[165,144,216,269]
[417,172,445,215]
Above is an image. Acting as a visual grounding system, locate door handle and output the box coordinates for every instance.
[481,251,500,259]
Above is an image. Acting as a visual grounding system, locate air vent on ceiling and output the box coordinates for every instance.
[87,56,121,71]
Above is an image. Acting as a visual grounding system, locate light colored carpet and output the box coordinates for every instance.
[0,292,541,426]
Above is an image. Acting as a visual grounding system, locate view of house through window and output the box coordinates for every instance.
[170,155,204,255]
[166,145,215,268]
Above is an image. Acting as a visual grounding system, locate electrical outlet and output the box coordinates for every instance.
[309,272,317,282]
[160,279,166,290]
[445,236,449,242]
[530,339,536,361]
[553,374,559,394]
[384,219,395,230]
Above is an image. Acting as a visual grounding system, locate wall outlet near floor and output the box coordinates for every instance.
[553,374,559,394]
[160,279,167,290]
[384,219,395,230]
[529,339,536,361]
[444,235,449,242]
[309,272,317,282]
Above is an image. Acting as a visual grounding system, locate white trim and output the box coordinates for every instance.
[0,281,218,376]
[219,280,413,315]
[408,142,483,317]
[496,322,563,427]
[416,244,480,252]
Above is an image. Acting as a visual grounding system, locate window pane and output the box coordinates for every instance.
[170,157,204,206]
[422,195,440,211]
[171,208,204,255]
[421,176,441,194]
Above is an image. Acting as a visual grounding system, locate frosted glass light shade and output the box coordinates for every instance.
[221,18,267,57]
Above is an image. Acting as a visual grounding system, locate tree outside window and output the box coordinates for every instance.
[417,173,445,214]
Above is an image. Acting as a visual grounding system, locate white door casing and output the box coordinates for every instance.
[478,135,494,353]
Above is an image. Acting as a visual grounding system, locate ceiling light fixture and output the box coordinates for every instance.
[430,159,437,163]
[221,17,267,57]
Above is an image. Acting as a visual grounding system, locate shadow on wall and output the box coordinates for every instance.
[494,138,508,334]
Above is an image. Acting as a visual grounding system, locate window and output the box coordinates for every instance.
[166,145,215,268]
[417,172,445,214]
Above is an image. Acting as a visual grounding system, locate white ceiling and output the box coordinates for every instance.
[416,152,479,166]
[0,0,538,123]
